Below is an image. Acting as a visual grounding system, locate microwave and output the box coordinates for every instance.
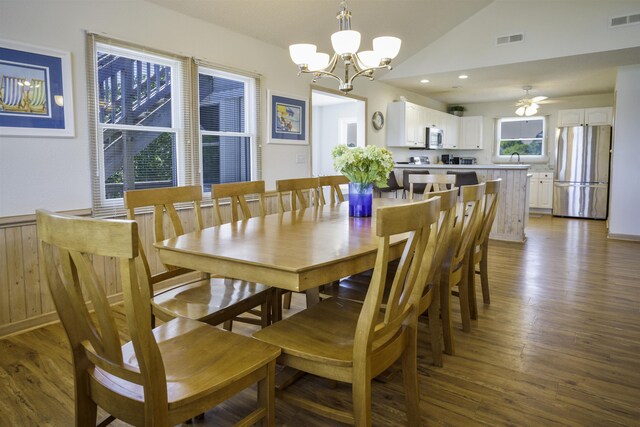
[426,127,444,149]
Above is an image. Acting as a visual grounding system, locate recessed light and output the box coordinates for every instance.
[458,74,468,79]
[420,79,430,83]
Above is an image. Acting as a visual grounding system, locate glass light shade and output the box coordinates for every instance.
[331,30,361,55]
[515,106,525,116]
[373,36,401,59]
[289,44,317,65]
[308,52,330,71]
[358,50,382,68]
[525,107,538,116]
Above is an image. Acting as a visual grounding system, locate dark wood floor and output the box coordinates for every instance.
[1,216,639,426]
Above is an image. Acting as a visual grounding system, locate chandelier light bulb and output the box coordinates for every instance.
[289,44,317,65]
[373,36,401,60]
[515,106,525,116]
[358,50,382,68]
[308,52,331,71]
[331,30,361,55]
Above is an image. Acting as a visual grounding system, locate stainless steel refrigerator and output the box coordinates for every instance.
[553,125,611,219]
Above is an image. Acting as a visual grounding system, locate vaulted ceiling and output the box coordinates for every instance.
[145,0,640,105]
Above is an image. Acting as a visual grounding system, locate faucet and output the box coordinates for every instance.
[510,152,521,164]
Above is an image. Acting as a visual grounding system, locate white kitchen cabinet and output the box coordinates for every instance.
[386,101,427,148]
[529,172,553,209]
[459,116,483,149]
[584,107,613,125]
[442,113,460,149]
[558,107,613,127]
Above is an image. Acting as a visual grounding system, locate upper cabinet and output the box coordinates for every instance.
[459,116,484,150]
[558,107,613,127]
[386,101,427,148]
[386,101,475,149]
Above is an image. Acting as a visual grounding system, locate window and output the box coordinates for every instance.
[93,42,182,202]
[88,35,261,216]
[198,68,256,192]
[496,116,545,158]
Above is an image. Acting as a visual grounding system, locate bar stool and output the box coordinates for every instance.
[403,169,429,197]
[374,170,403,198]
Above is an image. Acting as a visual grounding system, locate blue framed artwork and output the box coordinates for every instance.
[0,39,74,137]
[268,90,308,144]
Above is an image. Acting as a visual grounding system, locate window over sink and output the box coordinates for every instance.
[495,116,547,163]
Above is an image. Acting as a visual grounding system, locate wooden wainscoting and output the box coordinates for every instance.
[0,192,282,337]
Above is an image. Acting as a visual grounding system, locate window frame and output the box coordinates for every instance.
[493,116,549,164]
[92,42,185,208]
[197,67,258,194]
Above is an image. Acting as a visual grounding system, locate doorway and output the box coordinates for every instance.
[311,88,367,176]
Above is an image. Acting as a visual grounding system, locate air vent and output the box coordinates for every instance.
[496,33,524,45]
[610,13,640,27]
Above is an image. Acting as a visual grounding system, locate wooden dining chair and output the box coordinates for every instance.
[36,210,279,426]
[276,177,322,311]
[124,185,272,330]
[468,178,502,319]
[323,188,458,367]
[253,197,441,426]
[276,177,321,213]
[408,174,456,200]
[212,180,266,224]
[319,174,350,205]
[440,183,485,355]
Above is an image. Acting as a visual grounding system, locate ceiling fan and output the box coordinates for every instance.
[515,85,548,116]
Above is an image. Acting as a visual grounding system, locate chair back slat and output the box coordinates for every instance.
[212,181,266,224]
[409,174,456,200]
[476,179,502,245]
[452,183,485,268]
[356,198,440,354]
[276,177,321,212]
[319,175,349,204]
[422,188,458,300]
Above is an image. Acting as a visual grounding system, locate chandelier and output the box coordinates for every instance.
[515,86,547,116]
[288,1,401,93]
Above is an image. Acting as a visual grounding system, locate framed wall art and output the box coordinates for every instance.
[0,39,75,137]
[267,90,308,145]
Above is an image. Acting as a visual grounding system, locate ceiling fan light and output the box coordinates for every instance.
[331,30,361,55]
[358,50,382,68]
[289,44,317,65]
[373,36,401,59]
[515,106,525,116]
[307,52,330,71]
[525,106,538,116]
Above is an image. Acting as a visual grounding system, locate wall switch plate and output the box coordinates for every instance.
[296,154,306,164]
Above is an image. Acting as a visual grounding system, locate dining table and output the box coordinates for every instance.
[154,198,409,298]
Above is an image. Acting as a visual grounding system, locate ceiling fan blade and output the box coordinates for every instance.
[532,96,548,102]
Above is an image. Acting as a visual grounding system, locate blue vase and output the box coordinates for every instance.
[349,182,373,217]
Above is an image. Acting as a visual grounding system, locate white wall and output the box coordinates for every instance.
[391,0,640,78]
[609,65,640,238]
[0,0,444,217]
[311,101,364,177]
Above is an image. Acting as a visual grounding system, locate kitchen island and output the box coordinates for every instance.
[394,164,530,242]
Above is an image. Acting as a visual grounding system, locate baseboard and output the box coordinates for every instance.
[607,233,640,242]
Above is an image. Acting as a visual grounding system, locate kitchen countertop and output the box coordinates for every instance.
[395,163,530,170]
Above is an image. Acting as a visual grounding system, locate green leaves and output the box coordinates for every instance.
[331,144,394,187]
